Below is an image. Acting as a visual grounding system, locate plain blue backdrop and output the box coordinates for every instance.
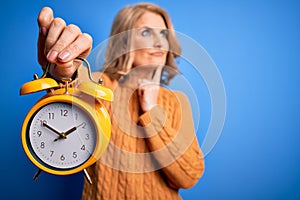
[1,0,300,199]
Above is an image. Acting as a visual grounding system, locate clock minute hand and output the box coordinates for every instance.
[42,122,66,139]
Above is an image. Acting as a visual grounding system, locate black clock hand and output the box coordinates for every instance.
[64,122,85,136]
[42,122,66,139]
[64,127,77,136]
[53,122,84,141]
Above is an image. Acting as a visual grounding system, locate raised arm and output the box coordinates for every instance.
[139,90,205,189]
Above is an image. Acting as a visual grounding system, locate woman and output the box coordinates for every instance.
[37,3,204,199]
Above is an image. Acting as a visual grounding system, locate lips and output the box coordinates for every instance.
[149,51,165,56]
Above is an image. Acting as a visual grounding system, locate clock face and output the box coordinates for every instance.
[27,102,97,170]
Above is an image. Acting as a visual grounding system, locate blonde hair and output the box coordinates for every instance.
[103,2,181,83]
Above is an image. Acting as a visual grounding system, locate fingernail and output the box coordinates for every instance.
[47,50,58,61]
[58,51,70,60]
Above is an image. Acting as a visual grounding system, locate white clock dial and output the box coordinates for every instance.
[28,102,97,170]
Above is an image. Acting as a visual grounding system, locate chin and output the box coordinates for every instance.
[147,59,166,66]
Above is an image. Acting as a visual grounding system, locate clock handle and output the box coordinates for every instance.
[76,57,113,101]
[76,57,103,85]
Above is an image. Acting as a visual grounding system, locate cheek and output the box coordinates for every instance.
[132,50,148,66]
[162,39,169,51]
[132,37,151,50]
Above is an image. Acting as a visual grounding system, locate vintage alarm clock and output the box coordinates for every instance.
[20,57,112,184]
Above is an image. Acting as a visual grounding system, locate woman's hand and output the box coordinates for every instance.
[37,7,93,80]
[137,66,163,112]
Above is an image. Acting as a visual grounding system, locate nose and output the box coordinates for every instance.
[154,41,162,48]
[153,32,162,48]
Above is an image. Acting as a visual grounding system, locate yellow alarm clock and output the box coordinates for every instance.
[20,57,112,184]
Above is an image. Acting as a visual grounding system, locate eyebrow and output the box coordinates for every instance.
[136,26,167,31]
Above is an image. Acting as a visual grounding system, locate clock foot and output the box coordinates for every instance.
[83,169,92,184]
[33,169,42,181]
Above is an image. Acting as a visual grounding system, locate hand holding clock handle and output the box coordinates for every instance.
[42,122,66,139]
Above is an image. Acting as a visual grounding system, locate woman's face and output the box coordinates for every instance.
[131,11,169,67]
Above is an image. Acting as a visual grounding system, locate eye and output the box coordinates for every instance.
[160,29,168,38]
[141,28,151,37]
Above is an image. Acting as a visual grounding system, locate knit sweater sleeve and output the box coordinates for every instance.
[139,90,205,189]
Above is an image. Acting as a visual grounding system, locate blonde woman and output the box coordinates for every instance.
[37,3,204,199]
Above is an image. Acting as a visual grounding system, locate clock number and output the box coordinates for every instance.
[50,150,54,157]
[81,145,86,151]
[40,120,47,126]
[60,109,68,117]
[48,112,54,119]
[82,122,87,129]
[40,142,45,149]
[37,131,42,137]
[73,152,77,158]
[60,155,65,161]
[85,134,89,140]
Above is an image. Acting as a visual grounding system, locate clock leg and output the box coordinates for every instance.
[33,169,42,181]
[83,169,92,184]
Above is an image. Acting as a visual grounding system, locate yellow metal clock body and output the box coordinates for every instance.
[20,58,113,180]
[21,89,111,175]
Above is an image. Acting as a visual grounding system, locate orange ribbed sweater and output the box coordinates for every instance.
[79,71,204,200]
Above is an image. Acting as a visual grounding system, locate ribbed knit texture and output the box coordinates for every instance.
[78,70,204,200]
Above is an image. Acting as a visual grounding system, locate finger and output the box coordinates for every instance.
[138,79,149,88]
[37,7,54,36]
[138,78,159,88]
[47,23,82,62]
[57,33,93,62]
[138,88,144,96]
[151,65,164,82]
[37,7,54,66]
[45,17,67,61]
[49,61,77,80]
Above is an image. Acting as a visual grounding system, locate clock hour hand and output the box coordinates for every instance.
[64,122,85,136]
[64,127,77,136]
[42,122,66,139]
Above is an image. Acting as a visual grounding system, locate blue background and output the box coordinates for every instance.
[1,0,300,199]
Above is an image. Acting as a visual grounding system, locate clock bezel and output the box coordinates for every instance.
[21,94,110,175]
